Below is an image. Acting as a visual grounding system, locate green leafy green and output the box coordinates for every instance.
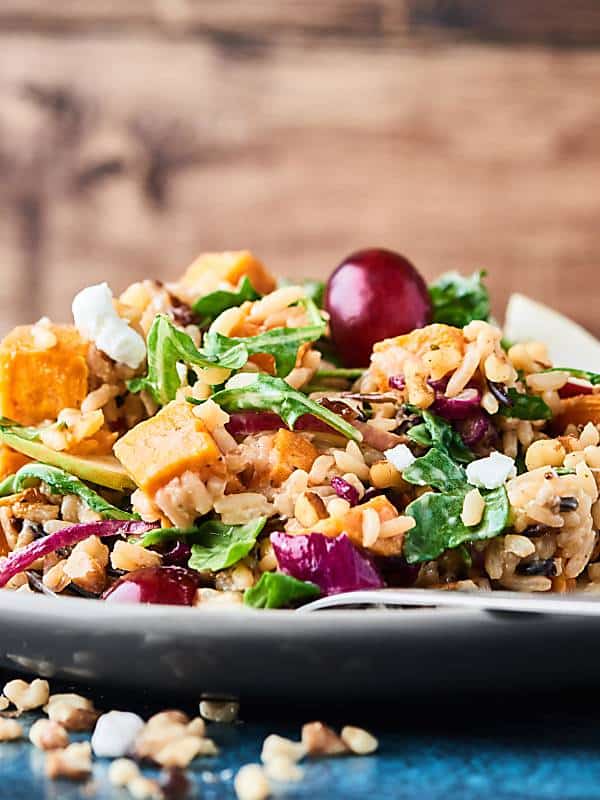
[406,409,474,464]
[429,270,490,328]
[497,389,552,421]
[2,463,136,520]
[196,374,361,441]
[192,277,261,324]
[543,367,600,386]
[402,448,467,492]
[188,517,267,572]
[404,486,510,563]
[138,527,199,547]
[128,315,248,406]
[314,368,365,380]
[203,299,326,378]
[244,572,320,608]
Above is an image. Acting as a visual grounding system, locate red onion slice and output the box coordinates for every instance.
[0,520,157,589]
[432,387,481,420]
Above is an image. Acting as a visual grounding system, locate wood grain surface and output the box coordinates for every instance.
[0,2,599,336]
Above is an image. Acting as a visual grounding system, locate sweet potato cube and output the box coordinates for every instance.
[553,395,600,431]
[114,401,222,494]
[0,325,89,426]
[176,250,276,301]
[270,428,318,486]
[0,447,30,480]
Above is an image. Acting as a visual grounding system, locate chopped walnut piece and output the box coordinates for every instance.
[0,718,23,741]
[45,741,92,780]
[261,734,306,764]
[3,678,49,712]
[186,717,206,738]
[128,776,164,799]
[29,719,69,751]
[111,540,161,572]
[108,757,140,787]
[46,693,100,731]
[0,696,8,712]
[153,735,217,768]
[301,722,348,756]
[234,763,271,800]
[63,535,109,594]
[341,725,379,755]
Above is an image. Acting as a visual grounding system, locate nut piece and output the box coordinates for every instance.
[29,719,69,751]
[0,718,23,741]
[234,763,271,800]
[92,710,145,758]
[301,722,348,756]
[294,491,327,528]
[111,540,162,572]
[135,712,190,761]
[261,734,306,765]
[186,717,206,738]
[0,695,9,711]
[63,535,109,594]
[199,698,239,723]
[128,776,163,799]
[46,693,100,731]
[264,757,304,783]
[45,741,92,780]
[3,678,50,711]
[153,735,217,768]
[146,710,189,729]
[341,725,379,755]
[108,757,140,787]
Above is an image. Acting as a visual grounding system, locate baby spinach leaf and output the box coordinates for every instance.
[203,299,326,378]
[407,409,474,463]
[497,389,552,421]
[543,367,600,386]
[402,448,467,492]
[138,526,199,547]
[128,315,248,406]
[429,270,490,328]
[188,517,267,572]
[198,374,361,442]
[404,485,510,563]
[192,276,261,324]
[9,463,136,520]
[244,572,320,608]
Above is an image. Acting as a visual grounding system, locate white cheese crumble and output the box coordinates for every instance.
[466,451,516,490]
[384,444,416,471]
[91,711,144,758]
[72,283,146,369]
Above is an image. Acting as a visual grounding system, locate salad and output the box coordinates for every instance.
[0,247,599,609]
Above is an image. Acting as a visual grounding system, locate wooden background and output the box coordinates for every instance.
[1,1,600,336]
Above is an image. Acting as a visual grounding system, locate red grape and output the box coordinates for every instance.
[102,566,199,606]
[325,248,431,366]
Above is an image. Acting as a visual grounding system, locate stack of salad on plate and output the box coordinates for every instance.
[1,248,599,609]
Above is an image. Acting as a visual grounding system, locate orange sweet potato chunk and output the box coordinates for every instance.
[0,325,89,426]
[114,400,222,494]
[0,447,30,480]
[177,251,276,300]
[553,395,600,431]
[270,428,318,486]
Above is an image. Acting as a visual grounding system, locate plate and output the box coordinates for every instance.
[3,591,600,700]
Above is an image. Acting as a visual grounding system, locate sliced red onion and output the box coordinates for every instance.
[0,520,157,589]
[559,379,594,399]
[160,540,192,567]
[271,532,384,596]
[432,387,481,420]
[226,411,335,438]
[330,476,359,507]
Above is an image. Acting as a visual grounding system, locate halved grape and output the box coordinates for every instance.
[102,566,199,606]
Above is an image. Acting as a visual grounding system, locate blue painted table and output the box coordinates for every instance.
[1,671,600,800]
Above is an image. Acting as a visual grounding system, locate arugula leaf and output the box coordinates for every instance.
[497,389,552,421]
[404,486,510,563]
[402,448,467,492]
[192,276,261,324]
[196,374,361,442]
[543,367,600,386]
[429,271,490,328]
[188,517,266,572]
[6,463,136,520]
[244,572,320,608]
[128,315,248,406]
[314,368,365,380]
[203,299,326,378]
[407,409,474,463]
[139,527,199,547]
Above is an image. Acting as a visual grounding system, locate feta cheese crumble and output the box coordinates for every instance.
[466,451,516,490]
[384,444,416,472]
[91,711,144,758]
[72,283,146,369]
